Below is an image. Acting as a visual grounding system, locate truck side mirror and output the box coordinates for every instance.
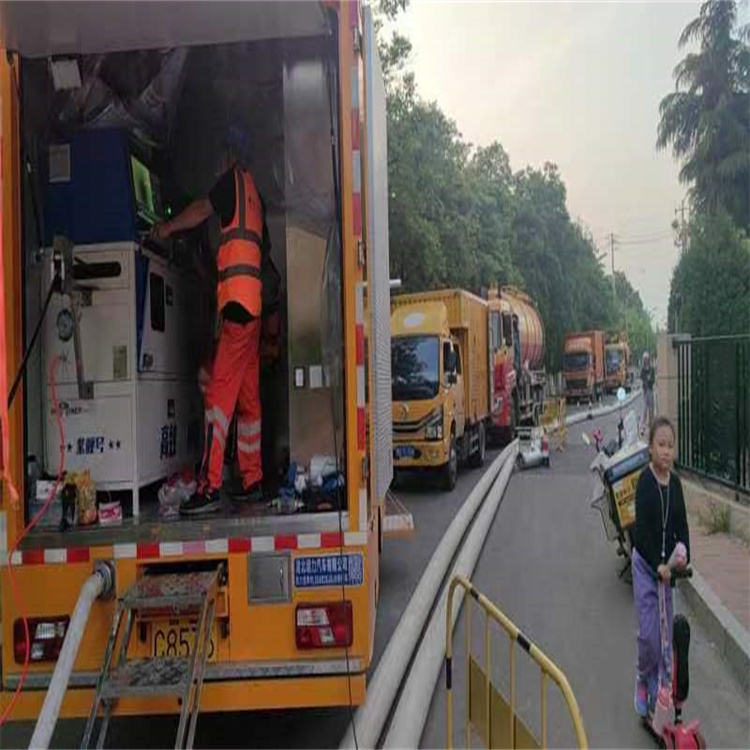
[447,350,457,373]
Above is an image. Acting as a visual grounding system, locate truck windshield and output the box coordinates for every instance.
[606,349,622,373]
[392,336,440,401]
[563,352,591,371]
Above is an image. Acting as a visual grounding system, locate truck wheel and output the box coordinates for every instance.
[441,435,458,491]
[469,422,486,468]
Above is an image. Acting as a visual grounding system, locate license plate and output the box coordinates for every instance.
[394,446,417,459]
[151,619,218,661]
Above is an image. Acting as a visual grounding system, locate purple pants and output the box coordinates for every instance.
[632,548,673,697]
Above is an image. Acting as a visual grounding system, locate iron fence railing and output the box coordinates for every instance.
[676,335,750,497]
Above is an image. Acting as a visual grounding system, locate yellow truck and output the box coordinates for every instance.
[390,290,491,491]
[0,0,410,739]
[605,336,632,393]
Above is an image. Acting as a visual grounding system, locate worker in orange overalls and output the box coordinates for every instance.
[154,127,265,515]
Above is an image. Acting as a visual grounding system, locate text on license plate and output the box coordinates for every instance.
[151,619,218,661]
[394,446,417,458]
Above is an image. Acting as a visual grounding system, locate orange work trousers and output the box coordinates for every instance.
[200,318,262,491]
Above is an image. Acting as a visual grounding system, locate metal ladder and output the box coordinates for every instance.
[81,568,221,749]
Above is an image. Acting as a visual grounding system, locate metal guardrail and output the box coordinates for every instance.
[445,575,588,750]
[676,335,750,496]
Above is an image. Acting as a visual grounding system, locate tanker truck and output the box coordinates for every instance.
[487,287,547,442]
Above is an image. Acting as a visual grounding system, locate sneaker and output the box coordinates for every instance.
[229,481,263,504]
[634,676,648,718]
[180,488,222,516]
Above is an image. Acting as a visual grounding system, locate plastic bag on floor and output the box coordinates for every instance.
[159,469,196,520]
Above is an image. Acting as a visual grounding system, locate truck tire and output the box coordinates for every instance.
[440,434,458,492]
[469,422,486,468]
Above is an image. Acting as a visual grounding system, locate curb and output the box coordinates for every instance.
[680,568,750,690]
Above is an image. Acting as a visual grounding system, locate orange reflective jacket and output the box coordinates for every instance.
[216,168,263,317]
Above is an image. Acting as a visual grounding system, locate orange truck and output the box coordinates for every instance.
[563,330,606,403]
[0,0,410,736]
[486,287,547,441]
[605,335,631,393]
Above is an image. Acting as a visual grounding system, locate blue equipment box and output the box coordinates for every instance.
[44,129,164,246]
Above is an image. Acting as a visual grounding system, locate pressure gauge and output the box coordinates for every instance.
[56,309,74,342]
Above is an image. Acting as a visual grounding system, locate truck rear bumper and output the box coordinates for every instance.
[1,667,366,719]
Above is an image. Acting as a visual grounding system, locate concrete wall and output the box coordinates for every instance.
[657,332,692,459]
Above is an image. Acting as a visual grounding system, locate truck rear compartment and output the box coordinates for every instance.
[18,20,348,536]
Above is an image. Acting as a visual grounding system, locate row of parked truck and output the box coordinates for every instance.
[389,289,632,488]
[389,287,546,490]
[562,331,631,404]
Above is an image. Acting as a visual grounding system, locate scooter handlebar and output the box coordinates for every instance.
[671,566,693,582]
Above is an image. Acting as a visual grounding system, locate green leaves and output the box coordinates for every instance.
[378,0,654,369]
[668,212,750,336]
[657,0,749,229]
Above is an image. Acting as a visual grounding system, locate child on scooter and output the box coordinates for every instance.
[633,416,690,717]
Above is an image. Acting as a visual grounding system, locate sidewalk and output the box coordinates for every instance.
[687,517,750,631]
[683,498,750,689]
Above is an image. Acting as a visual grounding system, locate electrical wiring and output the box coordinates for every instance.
[0,357,65,726]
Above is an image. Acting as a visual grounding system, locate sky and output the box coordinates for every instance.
[394,0,708,327]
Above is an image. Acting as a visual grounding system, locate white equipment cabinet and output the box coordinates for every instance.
[42,242,202,516]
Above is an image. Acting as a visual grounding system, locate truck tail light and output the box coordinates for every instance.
[296,602,353,649]
[14,616,70,664]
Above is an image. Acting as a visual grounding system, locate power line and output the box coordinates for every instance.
[617,232,674,246]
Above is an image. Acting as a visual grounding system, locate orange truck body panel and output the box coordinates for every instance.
[0,0,389,723]
[563,330,606,400]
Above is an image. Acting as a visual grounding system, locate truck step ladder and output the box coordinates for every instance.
[81,568,221,750]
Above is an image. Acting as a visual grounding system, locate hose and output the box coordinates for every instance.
[29,564,113,750]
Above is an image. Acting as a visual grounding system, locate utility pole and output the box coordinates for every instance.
[610,232,616,301]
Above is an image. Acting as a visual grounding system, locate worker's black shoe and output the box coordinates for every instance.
[229,481,263,504]
[180,488,222,516]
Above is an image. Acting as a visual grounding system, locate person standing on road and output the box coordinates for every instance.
[632,417,690,718]
[153,126,267,515]
[640,352,656,433]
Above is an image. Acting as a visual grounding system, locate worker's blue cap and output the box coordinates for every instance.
[224,125,253,164]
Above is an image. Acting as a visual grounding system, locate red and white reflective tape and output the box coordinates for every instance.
[355,282,366,453]
[10,546,91,566]
[7,531,369,566]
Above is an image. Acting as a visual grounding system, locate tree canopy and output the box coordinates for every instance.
[378,0,655,370]
[659,1,750,337]
[668,211,750,336]
[657,0,750,230]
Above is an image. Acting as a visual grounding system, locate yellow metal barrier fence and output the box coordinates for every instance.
[540,398,567,451]
[445,576,587,750]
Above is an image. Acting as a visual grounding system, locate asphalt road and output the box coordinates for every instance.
[1,454,499,749]
[421,409,750,749]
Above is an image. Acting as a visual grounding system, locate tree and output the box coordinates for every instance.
[614,271,657,361]
[656,0,750,229]
[668,211,750,335]
[379,0,652,369]
[510,164,618,369]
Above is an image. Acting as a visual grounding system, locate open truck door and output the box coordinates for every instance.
[362,4,412,541]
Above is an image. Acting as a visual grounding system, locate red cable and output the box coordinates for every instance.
[0,356,65,726]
